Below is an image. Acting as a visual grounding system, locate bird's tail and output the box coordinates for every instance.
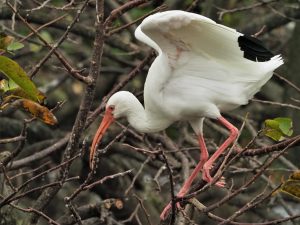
[267,55,284,71]
[245,55,283,98]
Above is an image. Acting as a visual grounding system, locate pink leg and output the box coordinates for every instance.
[202,116,238,184]
[160,135,209,220]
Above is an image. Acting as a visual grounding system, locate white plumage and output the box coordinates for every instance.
[135,10,283,121]
[90,10,283,220]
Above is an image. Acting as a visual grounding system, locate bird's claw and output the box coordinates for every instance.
[160,199,184,220]
[215,178,226,187]
[202,164,226,187]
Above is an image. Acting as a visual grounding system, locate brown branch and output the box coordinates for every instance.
[134,194,153,225]
[91,125,129,169]
[1,121,28,167]
[10,161,51,180]
[66,127,128,205]
[179,135,300,213]
[186,0,200,12]
[84,169,133,191]
[274,72,300,94]
[28,1,105,223]
[243,134,300,156]
[251,99,300,111]
[242,6,300,34]
[10,135,69,170]
[189,198,300,225]
[217,0,278,21]
[57,202,103,224]
[107,4,167,36]
[248,215,300,225]
[161,149,176,224]
[203,137,300,213]
[217,184,279,225]
[0,135,25,144]
[104,51,155,105]
[5,1,90,83]
[10,204,60,225]
[104,0,148,29]
[153,165,166,192]
[0,6,140,54]
[120,203,140,223]
[124,156,151,195]
[64,201,83,225]
[0,165,16,192]
[19,14,67,43]
[0,153,80,208]
[9,177,79,203]
[122,143,160,156]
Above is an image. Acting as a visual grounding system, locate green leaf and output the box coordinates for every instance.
[0,56,45,103]
[0,79,19,92]
[275,117,293,136]
[264,117,293,141]
[7,42,24,51]
[264,129,285,141]
[29,43,42,52]
[0,35,14,51]
[265,119,280,130]
[1,87,41,109]
[40,31,53,43]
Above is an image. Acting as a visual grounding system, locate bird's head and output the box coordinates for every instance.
[105,91,136,119]
[89,91,136,168]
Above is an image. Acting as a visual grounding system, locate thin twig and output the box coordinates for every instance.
[274,72,300,94]
[217,0,278,20]
[84,169,133,190]
[134,194,153,225]
[125,157,151,195]
[161,149,176,224]
[0,136,25,144]
[251,99,300,111]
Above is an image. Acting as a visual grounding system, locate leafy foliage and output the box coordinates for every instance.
[279,171,300,200]
[0,56,45,103]
[0,33,24,53]
[15,99,58,125]
[264,117,293,141]
[0,37,56,125]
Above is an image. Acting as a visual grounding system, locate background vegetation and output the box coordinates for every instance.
[0,0,300,224]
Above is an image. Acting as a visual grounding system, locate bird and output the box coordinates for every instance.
[89,10,283,220]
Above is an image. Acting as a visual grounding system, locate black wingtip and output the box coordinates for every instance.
[238,35,273,62]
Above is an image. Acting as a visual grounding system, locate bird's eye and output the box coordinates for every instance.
[108,105,115,111]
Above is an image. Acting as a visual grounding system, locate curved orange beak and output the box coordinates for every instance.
[90,108,114,169]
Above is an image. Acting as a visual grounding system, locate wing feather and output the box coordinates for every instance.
[135,10,245,62]
[135,11,283,118]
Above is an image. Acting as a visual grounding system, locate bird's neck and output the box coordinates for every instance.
[126,96,172,133]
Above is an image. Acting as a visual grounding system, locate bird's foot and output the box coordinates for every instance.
[202,164,225,187]
[160,195,185,220]
[215,177,226,187]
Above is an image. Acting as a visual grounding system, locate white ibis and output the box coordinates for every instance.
[90,10,283,220]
